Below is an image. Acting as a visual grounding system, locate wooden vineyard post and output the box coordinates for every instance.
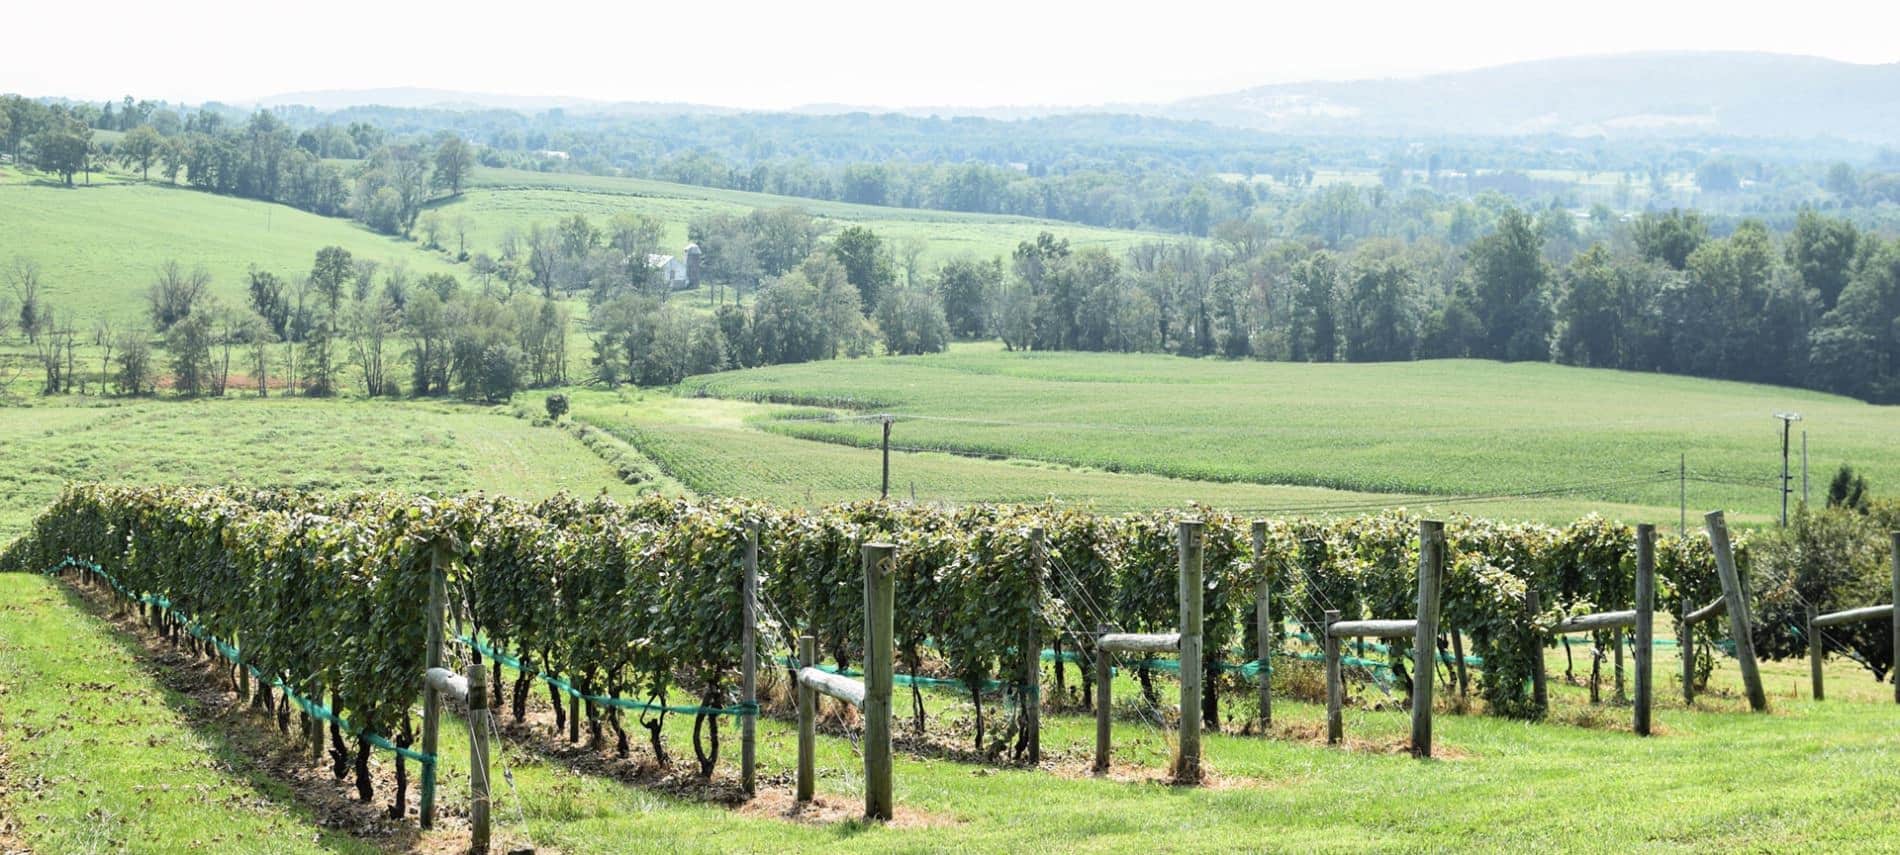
[1706,511,1767,712]
[1680,598,1696,705]
[469,661,491,855]
[1807,604,1824,701]
[420,544,448,829]
[1173,520,1204,784]
[1891,532,1899,705]
[741,521,759,796]
[1324,609,1343,745]
[1252,520,1272,730]
[1411,520,1444,758]
[795,635,816,803]
[862,542,896,821]
[1026,526,1044,765]
[1634,524,1655,736]
[1527,590,1547,713]
[1093,624,1111,773]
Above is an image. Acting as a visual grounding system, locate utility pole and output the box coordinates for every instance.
[1678,453,1686,538]
[1775,412,1802,528]
[880,415,892,499]
[1801,430,1810,508]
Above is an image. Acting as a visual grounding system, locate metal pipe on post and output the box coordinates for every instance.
[1324,609,1343,745]
[1527,591,1547,714]
[862,542,895,821]
[468,661,490,855]
[1706,511,1768,712]
[740,522,759,796]
[1093,624,1111,774]
[795,634,816,803]
[1025,527,1044,765]
[1807,604,1824,701]
[1411,520,1443,759]
[420,544,448,830]
[1634,524,1655,736]
[1173,520,1204,784]
[1252,520,1272,730]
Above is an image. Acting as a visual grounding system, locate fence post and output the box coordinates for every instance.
[795,634,815,803]
[1324,608,1343,745]
[1252,520,1272,731]
[420,544,448,829]
[1705,511,1767,712]
[1891,531,1899,705]
[1634,523,1655,736]
[1806,604,1824,701]
[1174,520,1204,784]
[1527,590,1547,714]
[1094,623,1111,774]
[1026,526,1044,765]
[862,542,896,821]
[740,521,759,796]
[1680,598,1696,705]
[1412,520,1443,759]
[468,661,490,855]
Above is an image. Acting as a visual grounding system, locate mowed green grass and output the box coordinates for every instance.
[687,344,1900,524]
[0,397,639,539]
[441,167,1164,269]
[0,177,456,320]
[554,388,1672,522]
[7,567,1900,854]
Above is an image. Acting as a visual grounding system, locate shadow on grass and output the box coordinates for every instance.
[50,576,419,854]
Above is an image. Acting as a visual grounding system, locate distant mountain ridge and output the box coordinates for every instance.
[251,52,1900,141]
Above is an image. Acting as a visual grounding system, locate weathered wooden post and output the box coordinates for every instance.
[468,661,490,855]
[1527,590,1547,713]
[1706,511,1767,712]
[740,521,759,796]
[1093,623,1111,774]
[1324,608,1343,745]
[1412,520,1444,758]
[1891,532,1899,705]
[1634,524,1655,736]
[1026,526,1044,765]
[1680,598,1696,705]
[1252,520,1272,730]
[420,544,448,829]
[1173,520,1204,784]
[1806,604,1824,701]
[862,542,896,821]
[795,634,816,803]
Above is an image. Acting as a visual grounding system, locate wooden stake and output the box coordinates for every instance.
[1680,598,1696,705]
[1324,609,1343,745]
[1026,526,1044,764]
[1094,623,1111,774]
[1891,532,1899,705]
[1251,520,1272,730]
[795,635,816,804]
[1706,511,1767,712]
[1807,604,1824,701]
[1411,520,1443,758]
[1634,524,1655,736]
[419,544,447,829]
[740,522,759,796]
[1173,520,1203,784]
[1527,591,1547,714]
[862,542,896,820]
[468,661,490,855]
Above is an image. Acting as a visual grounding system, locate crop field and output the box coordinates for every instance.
[0,397,641,538]
[686,344,1900,525]
[4,566,1899,853]
[0,171,457,320]
[440,166,1164,268]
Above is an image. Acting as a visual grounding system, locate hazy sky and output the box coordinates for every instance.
[5,0,1898,108]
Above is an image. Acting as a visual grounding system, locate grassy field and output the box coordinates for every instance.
[440,166,1165,269]
[685,344,1900,525]
[0,396,642,539]
[5,568,1899,853]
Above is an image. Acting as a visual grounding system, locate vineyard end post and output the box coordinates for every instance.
[1173,520,1204,784]
[1026,526,1044,765]
[1411,520,1444,758]
[862,542,896,821]
[1324,609,1343,745]
[420,543,448,829]
[1252,520,1272,731]
[1527,590,1548,715]
[741,521,759,796]
[1806,603,1824,701]
[1891,532,1899,705]
[795,635,816,803]
[1706,511,1767,712]
[1634,523,1655,736]
[469,661,490,854]
[1093,624,1111,773]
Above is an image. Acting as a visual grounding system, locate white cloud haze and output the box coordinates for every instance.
[3,0,1898,108]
